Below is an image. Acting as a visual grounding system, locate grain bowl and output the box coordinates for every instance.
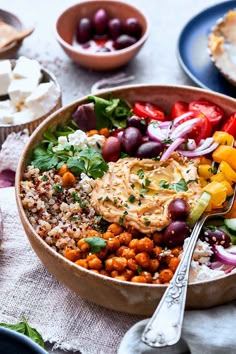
[55,0,149,71]
[0,57,62,146]
[16,84,236,315]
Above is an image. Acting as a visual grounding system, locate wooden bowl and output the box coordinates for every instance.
[15,84,236,316]
[55,0,149,71]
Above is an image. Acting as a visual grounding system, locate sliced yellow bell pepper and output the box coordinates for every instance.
[212,145,236,170]
[199,176,208,187]
[210,172,228,183]
[220,180,234,197]
[219,161,236,182]
[199,156,212,165]
[213,131,234,146]
[225,199,236,219]
[203,181,227,206]
[198,164,214,179]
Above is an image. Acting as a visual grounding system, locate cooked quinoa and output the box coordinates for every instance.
[20,166,102,254]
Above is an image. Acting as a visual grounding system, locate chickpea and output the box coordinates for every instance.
[96,247,108,260]
[121,269,134,281]
[113,257,128,272]
[90,270,99,274]
[111,270,120,278]
[169,257,180,272]
[100,269,109,277]
[137,237,154,253]
[153,246,163,257]
[141,271,152,283]
[107,238,121,252]
[75,259,88,269]
[107,223,123,235]
[62,172,76,188]
[77,239,90,253]
[119,232,132,246]
[105,258,114,272]
[127,258,139,271]
[64,248,81,262]
[58,164,69,177]
[121,248,136,260]
[87,229,100,237]
[87,129,99,137]
[131,275,147,283]
[99,127,110,137]
[116,246,129,257]
[171,247,183,257]
[135,252,150,268]
[129,239,139,252]
[102,231,115,240]
[113,275,126,281]
[127,225,140,238]
[159,269,174,284]
[87,255,103,270]
[163,254,173,265]
[148,259,160,273]
[152,232,164,245]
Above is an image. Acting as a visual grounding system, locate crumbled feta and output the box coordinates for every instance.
[79,172,95,194]
[12,56,42,83]
[8,78,38,108]
[189,260,225,282]
[87,134,105,151]
[0,60,12,95]
[58,136,68,146]
[183,238,213,263]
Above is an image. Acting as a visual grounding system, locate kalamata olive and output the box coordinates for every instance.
[136,141,164,158]
[121,127,143,155]
[163,221,191,247]
[200,227,232,248]
[114,34,137,50]
[76,18,93,43]
[127,115,147,134]
[110,128,124,143]
[72,103,96,131]
[102,136,121,162]
[108,18,122,39]
[168,199,189,221]
[93,8,109,35]
[123,18,142,39]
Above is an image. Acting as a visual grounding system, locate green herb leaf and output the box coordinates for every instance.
[128,194,136,203]
[159,178,188,192]
[137,169,144,179]
[84,236,107,253]
[0,318,44,348]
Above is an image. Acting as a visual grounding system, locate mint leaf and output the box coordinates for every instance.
[84,236,107,253]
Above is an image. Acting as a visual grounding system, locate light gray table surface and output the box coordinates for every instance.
[1,0,229,353]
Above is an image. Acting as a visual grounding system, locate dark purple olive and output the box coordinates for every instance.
[168,199,189,221]
[114,34,137,50]
[102,136,121,162]
[93,8,109,35]
[76,18,93,43]
[123,18,142,39]
[108,18,122,39]
[127,115,147,134]
[121,126,143,155]
[163,221,191,247]
[72,103,96,131]
[110,128,124,143]
[136,141,164,158]
[200,227,232,248]
[96,47,111,53]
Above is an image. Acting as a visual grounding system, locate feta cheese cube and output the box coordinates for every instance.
[0,99,16,125]
[12,56,42,84]
[67,130,88,148]
[25,82,59,119]
[11,109,35,125]
[0,60,12,95]
[8,78,39,108]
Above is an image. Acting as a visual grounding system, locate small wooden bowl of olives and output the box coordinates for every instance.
[55,0,149,71]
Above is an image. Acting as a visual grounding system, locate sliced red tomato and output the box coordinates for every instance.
[188,99,224,126]
[171,101,189,118]
[221,112,236,138]
[177,111,212,143]
[133,102,166,121]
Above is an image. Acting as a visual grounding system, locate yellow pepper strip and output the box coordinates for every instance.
[225,199,236,219]
[199,156,212,165]
[213,131,234,146]
[210,171,228,183]
[198,164,214,179]
[212,145,236,170]
[199,177,208,187]
[219,161,236,182]
[220,180,234,197]
[203,181,227,206]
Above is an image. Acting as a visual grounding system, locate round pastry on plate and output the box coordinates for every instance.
[208,9,236,86]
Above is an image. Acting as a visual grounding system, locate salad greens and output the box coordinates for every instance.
[0,318,44,348]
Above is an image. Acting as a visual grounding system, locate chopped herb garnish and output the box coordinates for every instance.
[128,194,136,203]
[137,266,143,275]
[145,178,151,187]
[71,191,81,202]
[143,217,151,226]
[113,199,118,205]
[161,138,173,144]
[53,184,64,193]
[119,211,128,225]
[42,175,48,181]
[159,178,188,192]
[84,236,107,253]
[137,169,144,179]
[187,178,198,184]
[104,196,110,202]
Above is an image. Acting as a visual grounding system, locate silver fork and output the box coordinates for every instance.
[141,187,236,348]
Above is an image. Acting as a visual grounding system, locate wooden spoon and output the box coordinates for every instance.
[0,21,34,49]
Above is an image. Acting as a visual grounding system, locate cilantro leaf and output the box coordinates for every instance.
[159,178,188,192]
[84,236,107,253]
[0,318,44,348]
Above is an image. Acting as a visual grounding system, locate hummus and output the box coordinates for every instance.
[90,153,203,234]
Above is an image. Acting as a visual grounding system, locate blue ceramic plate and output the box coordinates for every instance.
[177,0,236,98]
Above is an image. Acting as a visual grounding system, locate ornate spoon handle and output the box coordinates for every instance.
[141,215,207,347]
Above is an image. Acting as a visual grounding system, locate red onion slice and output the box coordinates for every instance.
[170,118,201,140]
[213,245,236,266]
[194,137,214,152]
[170,111,194,128]
[147,123,168,142]
[160,137,185,161]
[178,142,219,157]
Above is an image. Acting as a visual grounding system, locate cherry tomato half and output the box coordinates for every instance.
[188,100,224,126]
[221,112,236,139]
[133,102,166,121]
[171,101,189,119]
[178,111,212,143]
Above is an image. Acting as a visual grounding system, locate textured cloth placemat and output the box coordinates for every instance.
[0,187,142,353]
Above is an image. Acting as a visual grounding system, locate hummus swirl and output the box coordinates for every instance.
[90,153,203,233]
